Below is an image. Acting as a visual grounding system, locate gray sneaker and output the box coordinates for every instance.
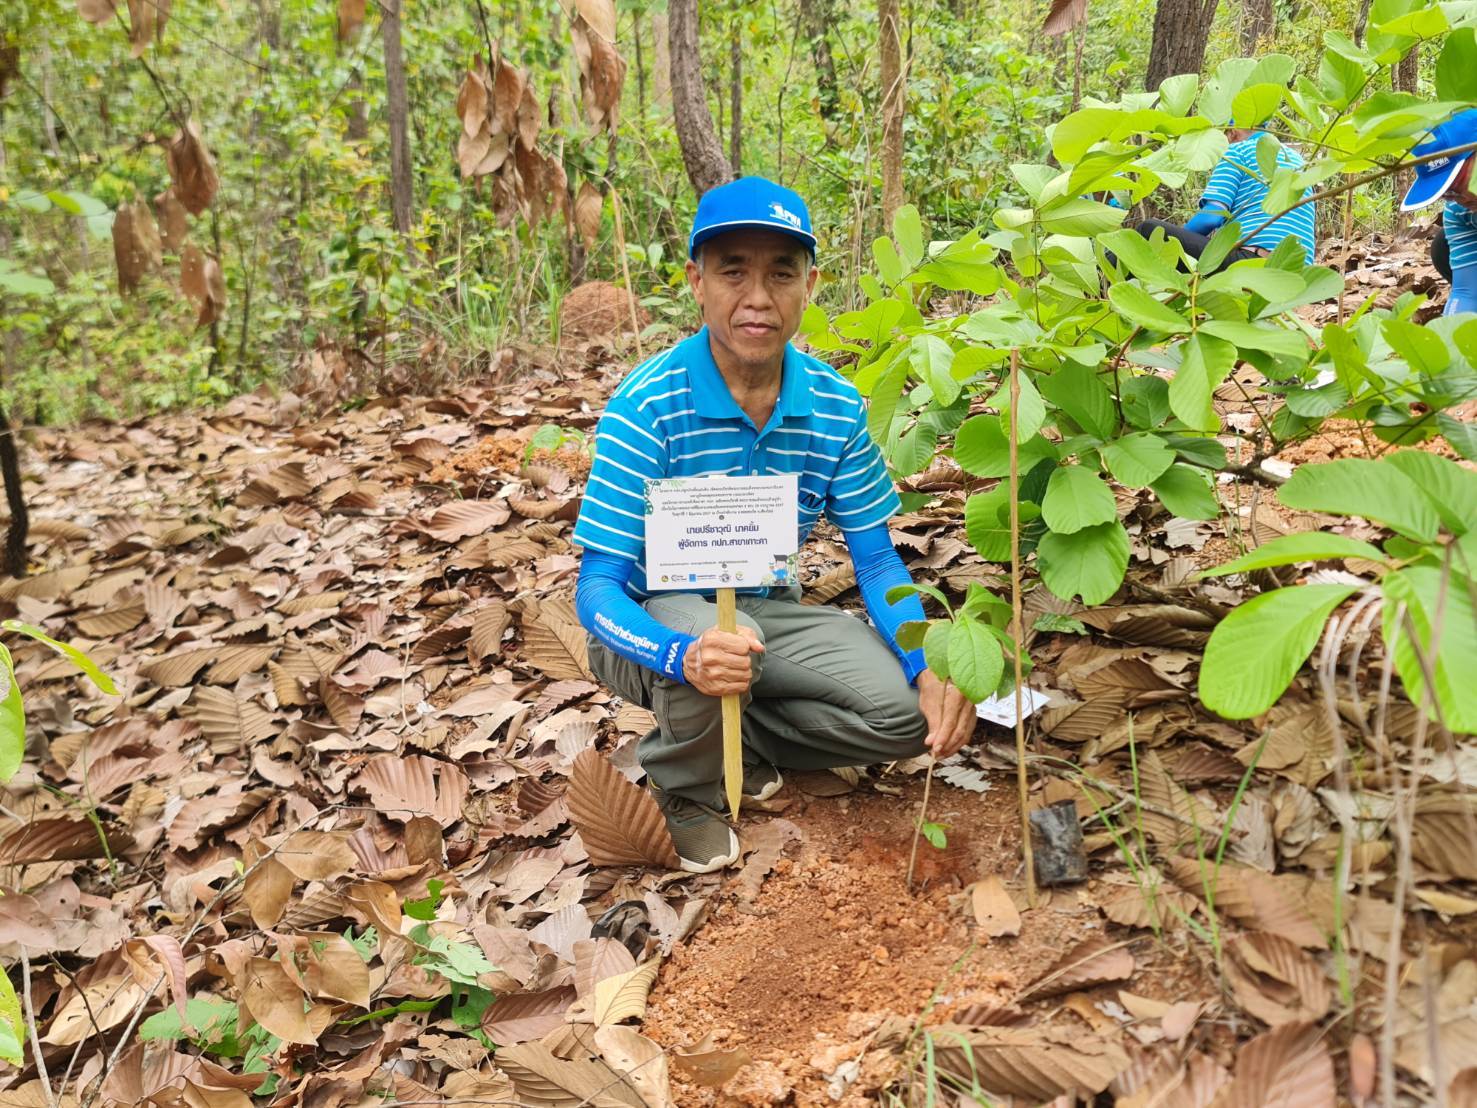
[742,761,783,801]
[649,784,740,874]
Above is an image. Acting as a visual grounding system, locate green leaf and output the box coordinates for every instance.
[947,617,1005,703]
[989,373,1047,440]
[1382,318,1450,375]
[893,205,925,270]
[0,645,23,784]
[1170,334,1236,432]
[1102,433,1174,488]
[0,260,55,298]
[1037,196,1125,236]
[0,968,21,1066]
[896,620,929,652]
[1438,29,1477,102]
[1039,361,1116,439]
[1232,83,1285,127]
[1199,532,1387,577]
[1037,521,1129,605]
[1173,128,1230,172]
[873,236,904,287]
[910,334,959,406]
[1200,320,1308,361]
[1383,565,1477,733]
[1042,465,1117,534]
[1199,584,1359,719]
[1439,411,1477,462]
[954,414,1057,478]
[1158,73,1199,116]
[1384,451,1477,536]
[866,357,910,447]
[920,822,948,849]
[1319,46,1368,107]
[1121,376,1171,430]
[1107,282,1192,333]
[887,581,954,613]
[1278,458,1440,543]
[1150,464,1220,520]
[923,620,953,680]
[1099,230,1188,290]
[1,621,119,695]
[965,486,1024,561]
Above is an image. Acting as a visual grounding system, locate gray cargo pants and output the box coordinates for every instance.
[588,589,928,807]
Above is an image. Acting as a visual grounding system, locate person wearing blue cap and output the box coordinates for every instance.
[570,177,976,872]
[1132,126,1317,270]
[1399,108,1477,315]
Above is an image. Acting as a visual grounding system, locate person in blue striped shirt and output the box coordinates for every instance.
[1399,109,1477,315]
[1134,127,1316,269]
[572,177,976,872]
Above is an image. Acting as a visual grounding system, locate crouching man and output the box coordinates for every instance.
[572,177,975,872]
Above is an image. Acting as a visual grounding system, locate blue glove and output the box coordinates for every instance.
[1447,263,1477,316]
[1185,208,1228,236]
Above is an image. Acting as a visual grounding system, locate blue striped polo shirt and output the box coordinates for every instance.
[573,327,900,598]
[1202,135,1316,258]
[1444,201,1477,270]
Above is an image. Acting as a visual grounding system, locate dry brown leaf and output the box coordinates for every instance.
[155,187,189,252]
[1,817,134,864]
[1166,858,1327,949]
[298,931,371,1008]
[320,677,365,734]
[243,855,294,929]
[354,754,469,826]
[425,499,512,542]
[573,938,638,997]
[74,601,146,638]
[240,957,317,1045]
[1212,1020,1335,1108]
[1348,1034,1376,1106]
[43,974,146,1045]
[468,599,510,665]
[112,200,162,294]
[1412,794,1477,880]
[180,243,226,327]
[269,661,308,707]
[1042,0,1087,35]
[567,748,679,869]
[575,181,603,250]
[1025,936,1135,999]
[590,958,661,1026]
[970,875,1022,937]
[189,686,276,752]
[122,935,190,1021]
[166,121,219,214]
[521,594,593,680]
[735,818,801,902]
[336,0,365,40]
[481,986,577,1045]
[496,1040,643,1107]
[205,644,275,684]
[77,0,117,22]
[166,788,273,851]
[1451,1069,1477,1108]
[593,1025,675,1108]
[1096,880,1200,931]
[275,830,358,881]
[1224,932,1330,1027]
[671,1040,752,1087]
[926,1025,1130,1101]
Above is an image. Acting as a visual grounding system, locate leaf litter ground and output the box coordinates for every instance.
[2,243,1476,1105]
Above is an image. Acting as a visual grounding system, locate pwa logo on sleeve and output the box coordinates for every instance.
[769,202,802,229]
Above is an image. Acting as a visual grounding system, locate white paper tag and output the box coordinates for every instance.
[974,686,1051,726]
[643,475,799,591]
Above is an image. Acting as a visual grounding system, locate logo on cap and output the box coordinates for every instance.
[1430,156,1451,170]
[769,202,802,229]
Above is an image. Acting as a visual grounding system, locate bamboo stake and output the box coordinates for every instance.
[1008,348,1038,907]
[716,586,743,819]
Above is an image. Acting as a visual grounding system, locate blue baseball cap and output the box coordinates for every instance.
[688,177,817,260]
[1401,109,1477,212]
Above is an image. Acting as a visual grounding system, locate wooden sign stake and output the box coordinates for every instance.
[716,587,743,819]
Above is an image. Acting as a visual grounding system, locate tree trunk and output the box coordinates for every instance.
[1394,45,1420,228]
[1354,0,1375,43]
[652,11,672,106]
[798,0,839,119]
[879,0,905,228]
[729,25,742,175]
[1240,0,1274,52]
[669,0,733,197]
[380,0,414,236]
[0,114,23,581]
[1145,0,1220,91]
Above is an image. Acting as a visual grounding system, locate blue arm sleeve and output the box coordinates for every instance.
[843,523,928,684]
[575,551,693,682]
[1446,264,1477,316]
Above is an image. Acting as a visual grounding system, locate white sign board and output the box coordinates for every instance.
[644,475,799,591]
